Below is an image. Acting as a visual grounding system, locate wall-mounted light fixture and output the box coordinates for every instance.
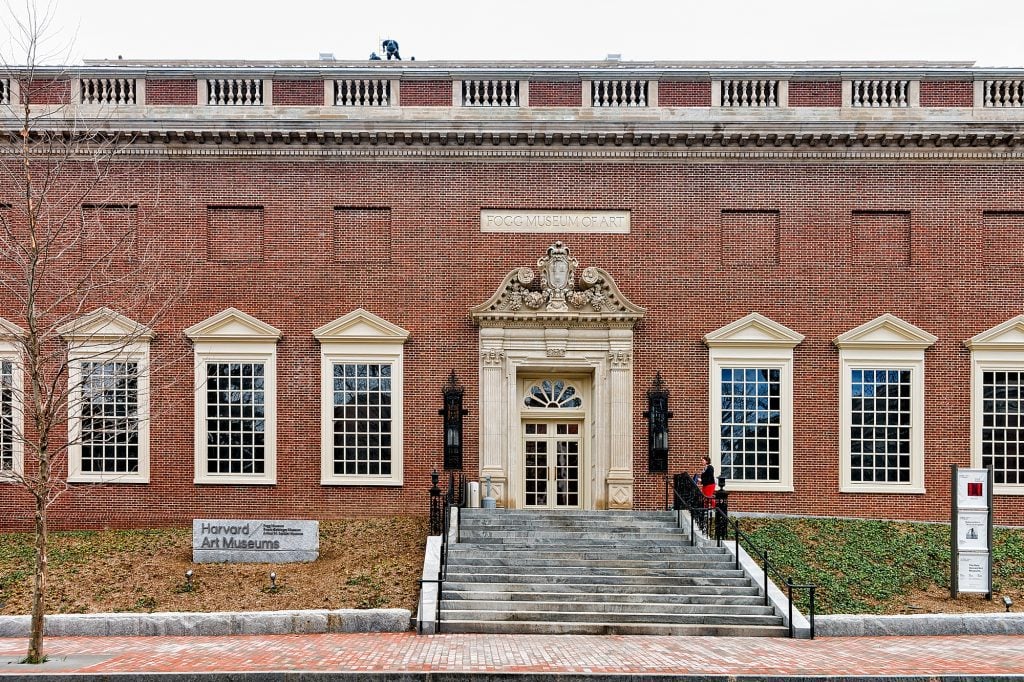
[440,370,467,470]
[643,372,673,474]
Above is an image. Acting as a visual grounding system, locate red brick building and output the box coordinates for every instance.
[1,60,1023,527]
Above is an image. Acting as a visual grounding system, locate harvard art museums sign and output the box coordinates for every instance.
[193,519,319,563]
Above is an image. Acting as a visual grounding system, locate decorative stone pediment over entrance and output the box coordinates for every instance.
[472,241,645,325]
[471,243,644,511]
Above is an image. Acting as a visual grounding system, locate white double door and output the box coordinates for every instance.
[523,420,582,509]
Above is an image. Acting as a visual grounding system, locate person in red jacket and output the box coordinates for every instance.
[699,455,716,502]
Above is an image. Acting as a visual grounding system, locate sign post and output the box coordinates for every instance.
[950,465,994,599]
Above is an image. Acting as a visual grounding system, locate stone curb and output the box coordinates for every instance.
[0,608,410,638]
[817,612,1024,637]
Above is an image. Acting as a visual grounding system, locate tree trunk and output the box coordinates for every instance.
[25,492,47,664]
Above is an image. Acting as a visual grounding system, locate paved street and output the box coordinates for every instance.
[1,632,1023,678]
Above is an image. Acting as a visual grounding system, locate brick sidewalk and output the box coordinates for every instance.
[1,633,1023,678]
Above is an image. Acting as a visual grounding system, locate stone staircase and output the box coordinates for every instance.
[439,509,788,636]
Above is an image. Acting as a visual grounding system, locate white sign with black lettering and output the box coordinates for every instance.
[193,519,319,563]
[957,552,990,593]
[956,511,988,551]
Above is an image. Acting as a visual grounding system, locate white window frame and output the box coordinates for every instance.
[0,316,25,482]
[314,309,409,487]
[60,308,154,484]
[967,314,1024,495]
[185,308,281,485]
[704,313,802,493]
[835,314,936,494]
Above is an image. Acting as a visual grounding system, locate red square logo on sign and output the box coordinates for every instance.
[968,482,983,497]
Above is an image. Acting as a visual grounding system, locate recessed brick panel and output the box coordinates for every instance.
[788,81,842,107]
[21,78,71,105]
[983,211,1024,265]
[528,82,581,106]
[721,210,780,267]
[333,207,391,262]
[851,211,911,266]
[400,81,452,106]
[273,80,324,106]
[146,79,198,105]
[81,204,138,262]
[207,206,264,262]
[921,81,974,107]
[658,82,711,107]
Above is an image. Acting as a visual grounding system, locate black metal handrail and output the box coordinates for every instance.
[419,472,465,634]
[669,471,817,639]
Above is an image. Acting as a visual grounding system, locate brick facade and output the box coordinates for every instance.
[21,78,70,105]
[788,81,841,107]
[921,81,974,107]
[145,79,198,105]
[398,81,451,106]
[273,80,324,106]
[529,82,581,107]
[658,82,712,107]
[1,157,1024,528]
[3,59,1024,530]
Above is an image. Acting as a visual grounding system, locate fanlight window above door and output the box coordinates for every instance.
[524,379,583,409]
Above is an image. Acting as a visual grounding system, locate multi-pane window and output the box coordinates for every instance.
[1,360,13,473]
[205,362,266,475]
[78,361,140,474]
[719,367,781,482]
[981,370,1024,485]
[330,362,392,477]
[850,368,912,483]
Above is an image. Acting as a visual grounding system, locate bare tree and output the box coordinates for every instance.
[0,2,191,663]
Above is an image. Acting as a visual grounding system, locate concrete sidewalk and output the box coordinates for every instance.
[1,632,1023,680]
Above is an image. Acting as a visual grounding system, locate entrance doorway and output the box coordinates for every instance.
[523,421,582,508]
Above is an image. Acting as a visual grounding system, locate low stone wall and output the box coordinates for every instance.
[817,612,1024,637]
[0,608,410,638]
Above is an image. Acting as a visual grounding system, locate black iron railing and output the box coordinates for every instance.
[420,471,465,634]
[669,470,817,639]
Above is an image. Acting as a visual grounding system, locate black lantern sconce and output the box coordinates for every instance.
[643,372,673,473]
[439,370,468,470]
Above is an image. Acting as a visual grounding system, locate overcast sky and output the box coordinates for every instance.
[5,0,1024,67]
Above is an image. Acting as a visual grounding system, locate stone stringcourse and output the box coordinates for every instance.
[0,609,410,638]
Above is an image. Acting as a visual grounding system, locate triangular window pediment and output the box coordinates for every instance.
[966,314,1024,349]
[703,313,804,348]
[313,308,409,343]
[59,307,154,342]
[184,308,281,342]
[834,314,936,350]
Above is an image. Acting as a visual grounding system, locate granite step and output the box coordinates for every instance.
[448,557,736,569]
[439,619,790,637]
[445,565,746,579]
[440,599,776,616]
[444,573,754,587]
[439,608,782,627]
[441,590,767,605]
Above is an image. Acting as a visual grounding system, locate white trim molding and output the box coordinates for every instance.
[60,308,154,484]
[186,308,281,485]
[313,309,409,487]
[0,316,25,482]
[704,313,803,492]
[966,314,1024,495]
[835,314,936,494]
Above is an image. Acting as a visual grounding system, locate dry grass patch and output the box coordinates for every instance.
[0,517,427,615]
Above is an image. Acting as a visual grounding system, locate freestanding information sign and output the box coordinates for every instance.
[950,466,993,599]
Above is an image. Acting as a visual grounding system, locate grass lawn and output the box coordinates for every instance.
[739,517,1024,615]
